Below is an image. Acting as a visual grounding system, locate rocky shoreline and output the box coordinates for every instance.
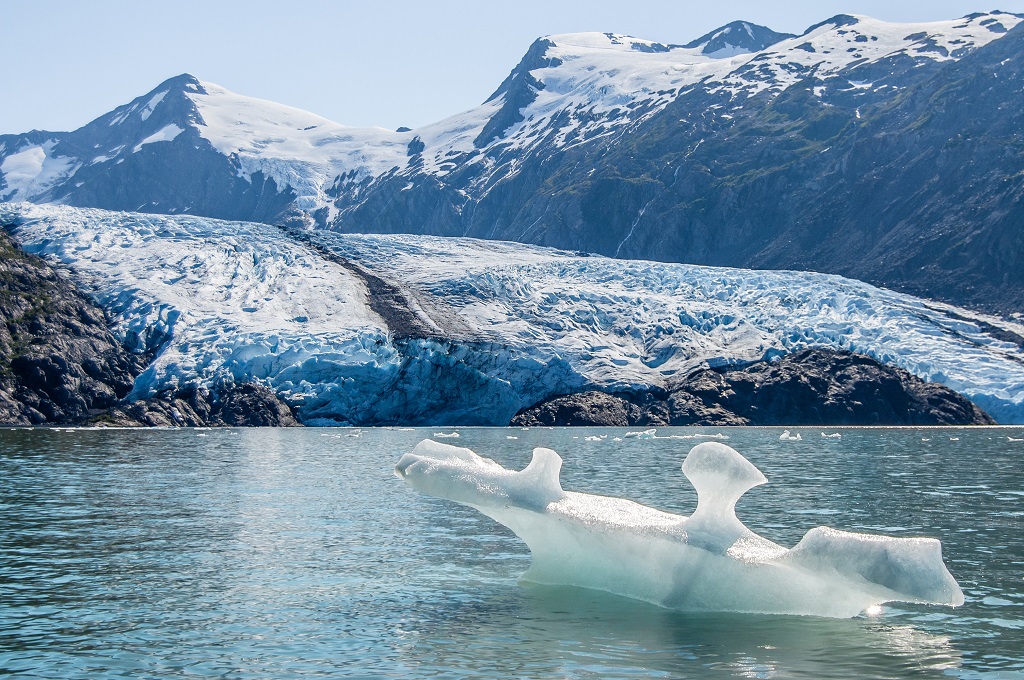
[512,349,994,427]
[93,382,301,427]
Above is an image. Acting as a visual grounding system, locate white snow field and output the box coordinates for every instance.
[4,203,1024,424]
[396,439,964,617]
[184,80,410,216]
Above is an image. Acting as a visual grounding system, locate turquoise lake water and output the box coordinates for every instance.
[1,426,1022,678]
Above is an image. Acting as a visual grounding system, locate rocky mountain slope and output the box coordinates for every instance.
[2,13,1022,313]
[4,203,1022,426]
[0,220,299,427]
[0,226,144,424]
[335,13,1024,314]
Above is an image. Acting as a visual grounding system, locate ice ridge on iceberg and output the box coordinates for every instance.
[396,440,964,618]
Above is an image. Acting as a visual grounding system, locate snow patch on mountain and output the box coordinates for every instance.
[132,124,183,152]
[139,91,167,121]
[385,11,1023,192]
[3,203,1022,424]
[1,146,45,187]
[506,12,1021,147]
[0,141,79,201]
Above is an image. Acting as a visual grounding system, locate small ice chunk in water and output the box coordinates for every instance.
[780,430,802,441]
[396,440,964,618]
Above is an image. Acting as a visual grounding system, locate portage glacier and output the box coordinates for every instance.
[4,203,1023,425]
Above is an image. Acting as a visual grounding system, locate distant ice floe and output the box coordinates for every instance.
[658,432,729,441]
[780,430,803,441]
[622,429,729,441]
[396,439,964,618]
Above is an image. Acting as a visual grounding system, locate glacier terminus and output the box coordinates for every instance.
[3,203,1022,425]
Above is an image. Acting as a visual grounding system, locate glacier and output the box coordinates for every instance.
[395,439,965,618]
[3,202,1024,424]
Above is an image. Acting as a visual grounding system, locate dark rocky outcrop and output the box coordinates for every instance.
[0,227,147,425]
[93,382,300,427]
[509,390,653,427]
[511,349,995,426]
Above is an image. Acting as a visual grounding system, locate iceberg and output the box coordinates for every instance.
[395,440,964,618]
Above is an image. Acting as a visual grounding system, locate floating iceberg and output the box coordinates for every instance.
[395,440,964,618]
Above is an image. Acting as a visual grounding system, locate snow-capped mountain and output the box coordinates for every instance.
[683,21,796,57]
[2,12,1022,312]
[336,11,1024,314]
[4,203,1022,425]
[0,74,410,224]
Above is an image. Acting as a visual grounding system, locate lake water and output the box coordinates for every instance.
[1,426,1022,679]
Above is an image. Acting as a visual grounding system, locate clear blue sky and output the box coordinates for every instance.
[4,0,1023,135]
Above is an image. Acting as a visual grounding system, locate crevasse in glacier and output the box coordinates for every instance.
[395,440,964,618]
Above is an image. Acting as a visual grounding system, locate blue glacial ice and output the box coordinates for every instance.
[396,440,964,618]
[6,202,1024,424]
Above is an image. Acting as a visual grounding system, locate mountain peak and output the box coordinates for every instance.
[801,14,862,35]
[483,38,560,104]
[683,20,795,57]
[89,74,207,134]
[151,73,206,95]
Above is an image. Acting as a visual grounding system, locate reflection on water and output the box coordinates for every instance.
[398,583,961,679]
[0,426,1022,678]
